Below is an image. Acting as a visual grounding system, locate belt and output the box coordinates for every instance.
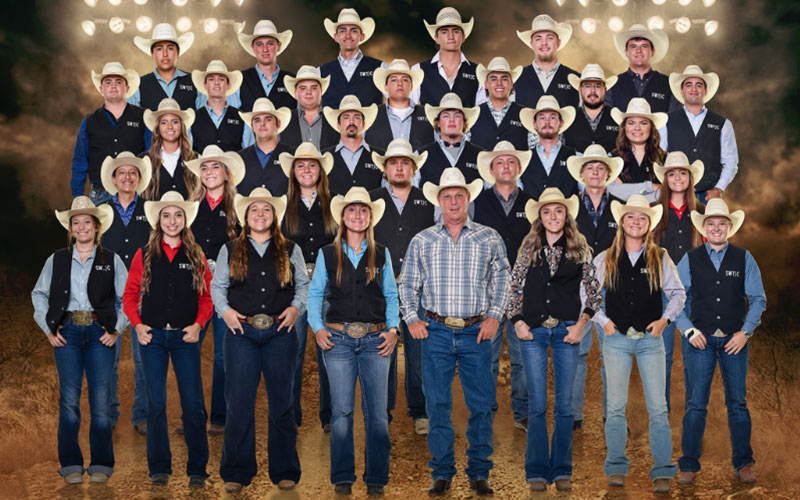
[306,263,315,278]
[246,314,276,330]
[711,328,729,338]
[541,316,560,328]
[326,322,385,338]
[67,311,98,326]
[625,327,646,340]
[425,310,484,330]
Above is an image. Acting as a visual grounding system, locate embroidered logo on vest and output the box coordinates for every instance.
[606,125,619,131]
[219,210,226,217]
[608,221,618,228]
[465,162,477,169]
[179,84,194,91]
[559,160,566,166]
[135,215,147,221]
[516,211,526,218]
[640,267,649,274]
[127,121,141,128]
[413,199,429,206]
[364,162,380,170]
[557,83,571,90]
[276,87,287,93]
[227,119,240,125]
[725,270,741,277]
[359,71,374,77]
[510,120,523,127]
[651,92,666,100]
[94,264,112,272]
[178,263,194,270]
[707,123,720,130]
[461,73,476,80]
[416,116,428,121]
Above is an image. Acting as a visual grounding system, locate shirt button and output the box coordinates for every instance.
[398,227,403,231]
[546,299,550,303]
[546,283,551,286]
[399,257,403,262]
[113,138,118,142]
[309,222,313,227]
[261,305,266,309]
[124,238,129,242]
[716,281,720,285]
[261,271,265,275]
[678,230,682,234]
[261,288,265,292]
[125,254,129,259]
[716,315,721,319]
[309,237,314,242]
[716,297,720,302]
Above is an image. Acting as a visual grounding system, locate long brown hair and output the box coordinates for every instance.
[614,117,666,183]
[652,169,702,249]
[284,159,337,236]
[516,212,592,269]
[333,206,378,287]
[67,214,103,260]
[189,162,239,240]
[229,202,293,286]
[143,119,196,200]
[602,218,664,293]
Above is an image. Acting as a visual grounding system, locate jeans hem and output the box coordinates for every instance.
[87,465,114,476]
[604,468,629,477]
[331,475,357,485]
[734,461,755,471]
[364,477,389,486]
[187,470,210,479]
[552,473,571,481]
[649,467,677,481]
[59,465,84,477]
[526,476,548,483]
[466,474,489,482]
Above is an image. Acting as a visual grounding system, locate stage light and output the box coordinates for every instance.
[203,18,219,34]
[675,16,692,34]
[704,20,719,36]
[172,0,188,6]
[679,0,692,5]
[134,0,148,5]
[136,16,152,33]
[176,16,192,32]
[108,0,121,5]
[84,0,97,6]
[608,17,624,32]
[82,20,96,36]
[581,18,597,34]
[233,21,246,33]
[211,0,222,5]
[652,0,666,5]
[109,16,125,34]
[647,15,664,30]
[703,0,716,5]
[235,0,245,6]
[612,0,629,6]
[578,0,590,7]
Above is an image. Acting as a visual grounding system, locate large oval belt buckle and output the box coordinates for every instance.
[626,327,645,340]
[345,322,369,338]
[252,314,273,330]
[306,263,315,278]
[542,316,559,328]
[73,310,92,326]
[444,317,466,330]
[711,328,727,337]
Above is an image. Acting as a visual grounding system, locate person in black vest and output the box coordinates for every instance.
[564,64,620,152]
[320,8,385,109]
[190,60,245,154]
[237,98,293,196]
[592,195,685,494]
[72,62,150,206]
[674,199,766,485]
[122,191,213,487]
[280,66,339,151]
[234,20,296,112]
[210,188,309,493]
[142,98,197,200]
[513,15,579,109]
[32,197,128,484]
[309,187,399,497]
[365,59,434,152]
[131,23,198,111]
[470,57,528,151]
[660,65,739,203]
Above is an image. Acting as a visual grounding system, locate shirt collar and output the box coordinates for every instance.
[338,49,364,65]
[704,241,729,256]
[536,141,562,156]
[160,146,181,160]
[154,68,187,85]
[626,67,654,79]
[205,103,229,116]
[113,192,139,208]
[627,244,645,260]
[492,185,519,202]
[255,64,281,81]
[247,235,272,250]
[532,60,561,75]
[344,238,368,253]
[438,216,474,233]
[71,245,97,262]
[684,105,707,118]
[335,139,370,153]
[432,51,469,66]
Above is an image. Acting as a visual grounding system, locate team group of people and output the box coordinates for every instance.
[32,5,767,496]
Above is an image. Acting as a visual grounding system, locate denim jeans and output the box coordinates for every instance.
[292,310,332,428]
[603,331,676,480]
[89,185,112,206]
[401,318,426,420]
[570,321,607,421]
[490,318,529,422]
[422,320,495,482]
[199,312,227,426]
[679,334,753,472]
[519,322,578,483]
[322,331,391,486]
[140,328,209,478]
[220,323,301,486]
[54,320,116,478]
[108,329,148,426]
[662,292,676,412]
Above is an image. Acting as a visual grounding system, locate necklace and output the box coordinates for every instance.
[77,248,93,254]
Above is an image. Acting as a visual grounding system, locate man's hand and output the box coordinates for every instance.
[477,317,499,343]
[688,329,707,350]
[409,320,429,339]
[377,328,398,356]
[564,322,583,344]
[705,188,723,200]
[514,320,532,341]
[724,331,748,355]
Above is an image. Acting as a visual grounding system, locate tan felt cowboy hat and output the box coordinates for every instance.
[669,65,720,104]
[567,63,618,91]
[92,62,140,99]
[56,196,114,235]
[424,7,474,41]
[284,65,331,100]
[323,95,379,133]
[324,8,376,45]
[144,191,199,228]
[279,142,334,178]
[238,20,293,57]
[516,14,573,50]
[100,152,153,196]
[373,59,424,94]
[610,194,663,229]
[134,23,194,55]
[330,186,385,226]
[611,97,668,130]
[524,187,579,223]
[238,98,292,134]
[520,95,576,135]
[653,151,704,186]
[143,98,195,131]
[476,57,523,86]
[614,24,669,64]
[424,92,481,131]
[691,198,745,239]
[234,187,287,226]
[185,145,246,187]
[477,141,532,185]
[422,167,483,207]
[566,144,623,186]
[372,139,428,172]
[192,60,243,97]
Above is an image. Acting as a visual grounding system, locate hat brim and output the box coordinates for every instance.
[567,154,623,186]
[372,150,428,172]
[133,31,195,56]
[330,196,385,227]
[524,194,579,223]
[238,105,292,135]
[278,150,334,178]
[422,178,483,207]
[372,66,424,94]
[284,74,331,100]
[192,69,243,97]
[324,17,376,45]
[424,17,474,42]
[55,204,115,236]
[144,107,195,132]
[476,64,524,86]
[237,30,293,57]
[100,154,153,195]
[324,104,379,133]
[567,73,618,91]
[185,151,246,187]
[669,71,720,104]
[610,108,668,131]
[516,23,573,50]
[610,200,663,230]
[690,209,744,239]
[92,69,141,99]
[234,192,287,227]
[520,105,576,135]
[653,160,704,186]
[424,103,481,131]
[144,197,199,229]
[613,28,669,64]
[477,149,532,185]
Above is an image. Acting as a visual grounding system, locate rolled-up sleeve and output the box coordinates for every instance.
[381,248,400,329]
[486,235,510,321]
[31,254,55,335]
[398,236,424,324]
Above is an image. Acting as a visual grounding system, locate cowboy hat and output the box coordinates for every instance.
[524,187,579,223]
[100,152,153,196]
[566,144,623,186]
[234,187,287,226]
[373,59,425,94]
[185,145,246,187]
[330,186,385,226]
[91,62,140,99]
[323,95,379,133]
[372,139,428,172]
[284,65,331,100]
[134,23,194,56]
[516,14,572,50]
[144,191,199,229]
[614,24,669,64]
[520,95,576,135]
[324,8,376,45]
[424,92,481,131]
[191,60,243,97]
[55,196,114,235]
[669,65,720,104]
[424,7,474,42]
[567,63,618,91]
[422,167,483,207]
[477,141,532,184]
[279,142,334,178]
[143,98,195,131]
[476,57,523,86]
[610,194,663,229]
[610,97,668,130]
[653,151,704,186]
[238,98,292,134]
[690,198,745,239]
[237,20,293,57]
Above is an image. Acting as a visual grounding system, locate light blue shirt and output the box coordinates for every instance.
[205,103,250,149]
[535,141,562,175]
[128,69,205,109]
[335,140,370,174]
[338,50,364,81]
[437,137,466,166]
[386,103,414,141]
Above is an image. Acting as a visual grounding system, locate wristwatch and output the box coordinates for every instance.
[685,328,700,340]
[742,330,753,339]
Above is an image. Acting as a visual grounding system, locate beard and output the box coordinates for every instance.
[389,178,412,189]
[583,97,604,110]
[537,129,558,140]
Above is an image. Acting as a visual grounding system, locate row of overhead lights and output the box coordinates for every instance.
[577,15,718,35]
[84,0,244,6]
[81,16,242,36]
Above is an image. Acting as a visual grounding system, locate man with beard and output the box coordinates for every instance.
[234,19,297,112]
[237,98,293,196]
[280,66,340,152]
[563,64,620,153]
[469,57,528,151]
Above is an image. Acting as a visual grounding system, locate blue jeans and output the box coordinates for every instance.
[662,292,676,412]
[323,331,391,486]
[108,330,148,426]
[603,331,676,480]
[54,320,116,478]
[401,318,426,419]
[519,322,578,483]
[422,320,494,482]
[570,322,607,421]
[490,318,529,422]
[679,335,752,472]
[220,323,301,486]
[292,310,332,427]
[89,185,112,206]
[140,328,209,478]
[199,312,227,426]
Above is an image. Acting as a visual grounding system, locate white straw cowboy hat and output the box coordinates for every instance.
[279,142,334,178]
[691,198,745,239]
[524,187,579,223]
[238,20,293,57]
[669,65,720,104]
[566,144,623,186]
[373,59,425,94]
[56,196,114,235]
[610,194,663,229]
[91,62,140,99]
[100,152,153,196]
[653,151,704,186]
[424,92,481,131]
[324,8,376,45]
[372,139,428,172]
[330,186,386,226]
[143,98,195,131]
[520,95,576,135]
[284,65,331,100]
[611,97,668,130]
[323,95,379,133]
[424,7,474,42]
[477,141,532,184]
[614,24,669,64]
[234,187,287,226]
[185,145,246,187]
[476,57,523,85]
[144,191,199,228]
[134,23,194,55]
[238,98,292,134]
[516,14,573,50]
[422,167,483,207]
[567,63,618,91]
[192,60,243,97]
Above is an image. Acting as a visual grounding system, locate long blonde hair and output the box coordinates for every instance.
[143,120,196,200]
[517,214,593,269]
[333,207,378,288]
[284,159,338,237]
[229,203,292,286]
[189,162,239,240]
[602,220,664,293]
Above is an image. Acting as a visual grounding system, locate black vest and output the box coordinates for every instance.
[370,187,435,272]
[226,240,297,316]
[614,150,657,184]
[325,144,385,195]
[513,64,580,109]
[85,105,146,184]
[610,70,671,113]
[319,56,384,109]
[605,250,664,332]
[281,194,336,264]
[191,106,244,153]
[417,141,483,187]
[279,110,340,151]
[521,237,584,327]
[100,198,151,268]
[139,71,197,111]
[658,206,700,264]
[364,104,434,151]
[687,244,748,336]
[562,106,619,153]
[139,245,199,329]
[575,192,620,257]
[239,67,297,112]
[237,142,292,196]
[472,188,532,268]
[193,198,237,261]
[417,57,480,107]
[469,102,528,151]
[152,159,190,199]
[322,243,387,324]
[520,145,578,199]
[666,108,726,192]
